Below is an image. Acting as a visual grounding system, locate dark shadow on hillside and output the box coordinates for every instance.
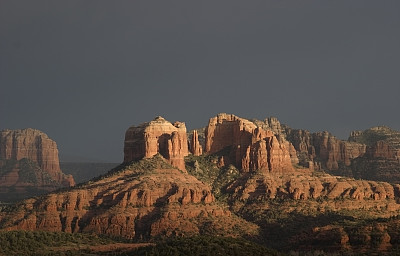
[134,184,179,241]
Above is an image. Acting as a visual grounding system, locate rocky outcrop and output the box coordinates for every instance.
[0,129,74,202]
[284,129,366,170]
[124,116,189,170]
[283,126,400,173]
[352,127,400,160]
[228,170,400,205]
[189,130,203,156]
[346,126,400,183]
[366,140,399,159]
[251,117,299,165]
[204,113,294,173]
[295,222,396,253]
[0,156,258,239]
[312,131,366,169]
[349,126,400,148]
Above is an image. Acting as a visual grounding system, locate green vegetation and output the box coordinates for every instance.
[0,158,59,202]
[350,157,400,183]
[0,158,55,184]
[0,230,115,256]
[125,154,176,171]
[130,236,282,256]
[0,231,281,256]
[83,154,176,186]
[349,126,398,147]
[18,158,40,183]
[185,149,240,201]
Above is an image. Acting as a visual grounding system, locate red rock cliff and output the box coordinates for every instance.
[124,116,189,170]
[204,113,294,173]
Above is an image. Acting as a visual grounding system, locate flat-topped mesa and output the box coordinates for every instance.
[204,113,294,172]
[0,128,75,186]
[124,116,189,170]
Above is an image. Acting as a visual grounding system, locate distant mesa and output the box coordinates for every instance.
[0,128,75,202]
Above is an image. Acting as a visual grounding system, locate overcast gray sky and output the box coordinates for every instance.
[1,0,399,162]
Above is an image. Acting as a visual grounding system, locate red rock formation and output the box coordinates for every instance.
[285,129,366,170]
[251,118,299,165]
[204,113,294,173]
[0,157,258,239]
[285,126,400,172]
[367,140,398,159]
[189,130,202,156]
[311,132,366,170]
[0,128,75,186]
[124,116,189,170]
[227,170,400,214]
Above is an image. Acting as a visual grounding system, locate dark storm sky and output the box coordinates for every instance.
[1,1,400,163]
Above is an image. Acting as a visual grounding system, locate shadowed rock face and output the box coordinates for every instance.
[291,131,367,170]
[349,126,400,161]
[204,113,294,173]
[281,126,400,184]
[0,129,75,195]
[124,117,189,171]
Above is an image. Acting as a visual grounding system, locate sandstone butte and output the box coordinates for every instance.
[0,128,75,189]
[124,116,189,171]
[204,113,295,173]
[2,114,400,250]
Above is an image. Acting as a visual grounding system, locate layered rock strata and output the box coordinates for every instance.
[0,157,258,239]
[228,171,400,205]
[349,127,400,161]
[124,116,189,170]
